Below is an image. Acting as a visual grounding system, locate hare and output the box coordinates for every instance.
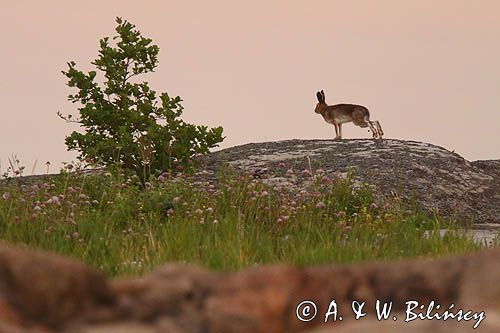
[314,90,384,140]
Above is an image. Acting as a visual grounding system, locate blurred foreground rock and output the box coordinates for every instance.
[1,243,500,332]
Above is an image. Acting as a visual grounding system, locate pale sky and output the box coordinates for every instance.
[1,1,499,175]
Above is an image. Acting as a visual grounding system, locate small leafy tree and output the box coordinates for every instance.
[59,17,224,179]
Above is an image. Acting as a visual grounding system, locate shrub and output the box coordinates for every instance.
[58,17,224,180]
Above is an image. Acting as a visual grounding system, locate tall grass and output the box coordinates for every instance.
[0,165,481,277]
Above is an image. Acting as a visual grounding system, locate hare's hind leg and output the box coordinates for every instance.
[366,121,379,139]
[374,121,384,138]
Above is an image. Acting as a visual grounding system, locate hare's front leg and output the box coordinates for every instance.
[333,123,341,140]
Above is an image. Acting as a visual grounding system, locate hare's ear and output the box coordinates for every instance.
[316,91,322,102]
[321,90,325,101]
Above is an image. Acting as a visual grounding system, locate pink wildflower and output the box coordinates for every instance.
[316,201,326,209]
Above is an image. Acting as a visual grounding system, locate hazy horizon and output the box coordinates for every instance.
[1,1,499,175]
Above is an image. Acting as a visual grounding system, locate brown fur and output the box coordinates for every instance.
[314,90,384,140]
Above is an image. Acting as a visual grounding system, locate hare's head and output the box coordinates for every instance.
[315,90,326,114]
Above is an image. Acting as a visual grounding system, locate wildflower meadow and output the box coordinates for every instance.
[0,160,481,277]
